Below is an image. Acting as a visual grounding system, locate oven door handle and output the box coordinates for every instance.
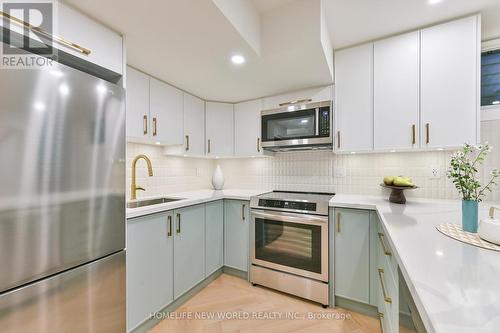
[251,210,327,225]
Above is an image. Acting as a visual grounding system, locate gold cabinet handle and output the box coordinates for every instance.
[176,213,181,234]
[152,117,157,136]
[336,212,341,233]
[337,131,341,149]
[412,124,416,145]
[378,268,392,304]
[207,139,211,154]
[377,312,384,332]
[426,123,430,144]
[143,115,148,135]
[242,204,246,221]
[185,135,190,151]
[167,215,172,237]
[278,98,312,107]
[257,138,261,153]
[378,233,392,256]
[0,11,91,55]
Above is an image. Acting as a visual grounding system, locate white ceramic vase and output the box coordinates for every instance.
[212,164,225,190]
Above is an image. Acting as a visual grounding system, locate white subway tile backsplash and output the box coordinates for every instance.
[126,121,499,201]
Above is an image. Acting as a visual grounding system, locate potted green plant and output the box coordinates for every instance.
[447,143,499,233]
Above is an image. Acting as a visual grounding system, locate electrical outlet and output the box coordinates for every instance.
[430,166,441,179]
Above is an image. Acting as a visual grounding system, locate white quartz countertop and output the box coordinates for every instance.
[126,189,271,219]
[329,194,500,333]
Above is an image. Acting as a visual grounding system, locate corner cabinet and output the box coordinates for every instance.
[224,200,250,272]
[334,43,374,153]
[126,211,174,331]
[420,15,479,148]
[205,200,224,276]
[333,208,370,303]
[206,102,234,156]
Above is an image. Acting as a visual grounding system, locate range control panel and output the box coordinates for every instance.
[258,199,317,212]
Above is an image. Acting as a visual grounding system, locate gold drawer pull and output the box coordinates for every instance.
[152,117,157,136]
[176,213,181,234]
[185,135,190,151]
[411,124,416,145]
[143,115,148,135]
[378,268,392,304]
[378,233,392,256]
[378,312,384,332]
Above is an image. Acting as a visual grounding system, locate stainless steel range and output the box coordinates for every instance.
[249,191,334,307]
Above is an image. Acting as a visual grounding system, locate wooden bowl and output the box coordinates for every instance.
[380,183,418,204]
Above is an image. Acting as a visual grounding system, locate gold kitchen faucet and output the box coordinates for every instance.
[130,154,153,200]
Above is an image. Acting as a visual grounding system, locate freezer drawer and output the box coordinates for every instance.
[0,251,125,333]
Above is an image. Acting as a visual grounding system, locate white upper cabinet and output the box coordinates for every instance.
[234,99,263,156]
[420,15,479,148]
[374,31,420,151]
[149,78,184,145]
[126,67,149,140]
[206,102,234,156]
[182,93,205,156]
[57,3,123,74]
[262,86,332,110]
[335,43,374,152]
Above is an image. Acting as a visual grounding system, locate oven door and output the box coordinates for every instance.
[251,210,328,282]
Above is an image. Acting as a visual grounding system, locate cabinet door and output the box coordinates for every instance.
[126,212,174,331]
[374,32,420,151]
[126,66,150,140]
[205,200,224,276]
[150,78,184,145]
[183,93,205,155]
[334,208,370,303]
[57,3,123,74]
[206,102,234,156]
[234,99,262,156]
[335,44,374,152]
[173,205,205,298]
[224,200,249,272]
[421,15,478,148]
[262,86,332,109]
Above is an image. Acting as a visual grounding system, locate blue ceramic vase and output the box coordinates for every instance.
[462,200,478,233]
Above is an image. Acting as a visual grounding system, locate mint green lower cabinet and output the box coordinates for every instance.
[126,211,174,331]
[334,208,370,303]
[369,211,380,306]
[224,200,250,272]
[173,204,206,298]
[205,200,224,276]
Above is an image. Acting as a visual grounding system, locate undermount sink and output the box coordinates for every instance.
[126,197,183,209]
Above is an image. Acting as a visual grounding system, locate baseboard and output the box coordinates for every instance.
[131,268,223,333]
[222,265,248,280]
[334,296,378,318]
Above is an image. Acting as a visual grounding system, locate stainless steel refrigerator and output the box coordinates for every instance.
[0,52,126,332]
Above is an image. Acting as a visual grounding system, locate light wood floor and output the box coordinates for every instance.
[149,274,383,333]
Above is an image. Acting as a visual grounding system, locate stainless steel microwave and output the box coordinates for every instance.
[261,100,332,151]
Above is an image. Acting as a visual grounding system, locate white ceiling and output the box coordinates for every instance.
[324,0,500,49]
[63,0,500,103]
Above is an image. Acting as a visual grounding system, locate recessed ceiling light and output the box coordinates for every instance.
[492,100,500,105]
[428,0,442,5]
[231,54,245,65]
